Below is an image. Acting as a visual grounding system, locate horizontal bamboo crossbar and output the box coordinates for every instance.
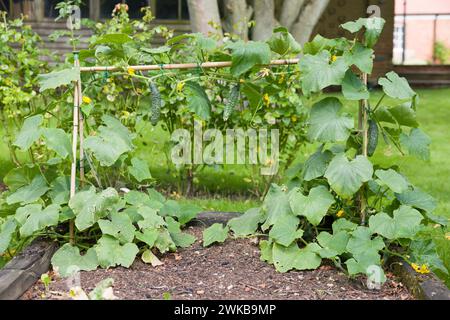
[79,59,300,73]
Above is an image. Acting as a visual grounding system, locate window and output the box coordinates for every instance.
[152,0,189,20]
[0,0,10,14]
[100,0,150,19]
[44,0,89,19]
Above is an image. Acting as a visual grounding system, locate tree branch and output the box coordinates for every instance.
[280,0,306,30]
[252,0,275,41]
[290,0,329,45]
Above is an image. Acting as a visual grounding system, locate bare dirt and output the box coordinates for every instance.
[22,225,412,300]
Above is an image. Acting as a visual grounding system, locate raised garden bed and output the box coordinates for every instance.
[18,213,415,300]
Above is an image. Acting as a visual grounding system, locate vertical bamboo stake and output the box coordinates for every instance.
[69,52,81,244]
[77,70,85,187]
[358,72,369,225]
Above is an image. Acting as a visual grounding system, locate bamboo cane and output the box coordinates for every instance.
[79,59,300,73]
[69,52,81,245]
[358,72,369,225]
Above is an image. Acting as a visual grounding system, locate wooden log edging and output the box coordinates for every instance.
[389,257,450,300]
[0,239,57,300]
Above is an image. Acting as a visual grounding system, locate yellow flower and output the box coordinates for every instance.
[337,209,345,218]
[291,115,298,123]
[82,96,92,104]
[239,79,245,84]
[411,263,430,274]
[278,73,285,84]
[258,68,271,78]
[176,81,185,93]
[127,67,135,76]
[331,55,338,63]
[263,93,270,106]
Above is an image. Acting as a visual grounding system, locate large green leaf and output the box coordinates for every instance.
[332,218,358,234]
[95,33,133,45]
[0,218,17,254]
[128,157,152,182]
[272,243,321,273]
[307,97,354,143]
[3,166,40,192]
[342,70,369,100]
[154,229,177,253]
[289,186,335,226]
[135,228,159,247]
[165,217,196,248]
[375,169,409,193]
[51,244,99,277]
[38,67,80,92]
[228,207,266,237]
[341,17,386,48]
[98,211,136,244]
[15,204,60,237]
[41,128,72,159]
[396,187,437,213]
[69,187,121,231]
[378,71,416,100]
[174,204,202,226]
[137,206,166,230]
[343,42,374,74]
[316,231,350,258]
[13,115,43,151]
[261,184,292,231]
[369,206,423,240]
[203,223,229,247]
[375,104,419,128]
[268,213,301,247]
[346,226,385,259]
[299,51,349,95]
[6,175,49,205]
[185,82,211,120]
[84,115,134,166]
[302,146,333,181]
[95,235,139,268]
[267,27,301,55]
[324,154,373,198]
[48,176,71,205]
[345,252,385,282]
[226,41,271,77]
[400,128,431,161]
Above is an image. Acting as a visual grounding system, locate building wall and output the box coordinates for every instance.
[395,0,450,64]
[315,0,394,80]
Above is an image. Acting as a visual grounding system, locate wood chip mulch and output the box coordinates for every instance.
[22,225,412,300]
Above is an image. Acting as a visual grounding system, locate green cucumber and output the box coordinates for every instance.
[150,81,161,126]
[223,84,240,121]
[367,119,379,157]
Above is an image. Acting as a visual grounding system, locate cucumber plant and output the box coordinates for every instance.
[0,8,446,285]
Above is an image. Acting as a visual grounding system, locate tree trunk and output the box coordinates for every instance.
[223,0,253,40]
[187,0,223,37]
[252,0,275,41]
[290,0,329,45]
[279,0,305,30]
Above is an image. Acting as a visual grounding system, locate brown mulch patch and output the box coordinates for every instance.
[22,225,412,300]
